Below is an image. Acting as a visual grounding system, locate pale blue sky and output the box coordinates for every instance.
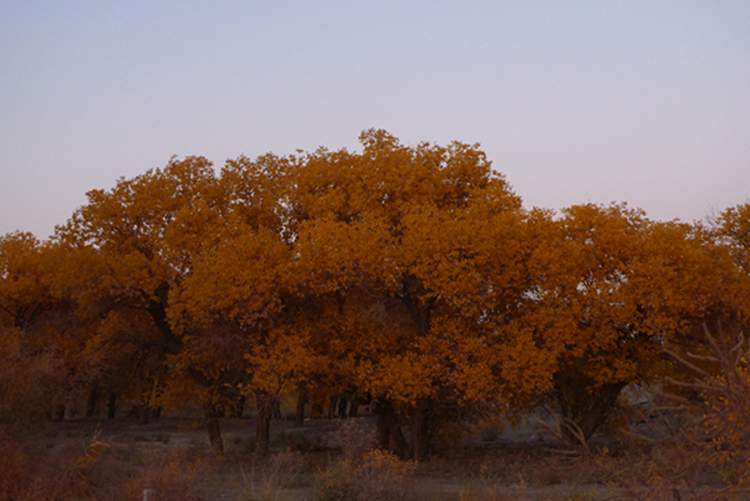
[1,1,749,238]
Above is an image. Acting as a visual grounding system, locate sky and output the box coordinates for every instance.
[1,1,749,239]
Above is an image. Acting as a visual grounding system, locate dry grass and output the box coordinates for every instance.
[314,418,416,501]
[2,400,750,501]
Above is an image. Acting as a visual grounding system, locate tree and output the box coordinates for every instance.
[0,233,95,423]
[289,130,544,460]
[0,232,60,423]
[715,203,750,321]
[0,232,54,334]
[534,204,718,445]
[166,153,294,455]
[54,156,224,431]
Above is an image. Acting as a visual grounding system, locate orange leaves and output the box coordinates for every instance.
[283,132,545,418]
[522,203,742,441]
[0,232,56,331]
[8,130,746,453]
[171,227,289,330]
[714,203,750,322]
[358,353,442,405]
[246,328,324,394]
[294,215,393,294]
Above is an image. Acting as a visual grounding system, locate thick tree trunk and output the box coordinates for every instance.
[271,394,281,419]
[410,399,433,462]
[51,404,66,422]
[230,395,246,419]
[86,381,99,417]
[337,396,348,418]
[557,379,627,447]
[205,405,224,454]
[139,380,155,424]
[295,385,307,427]
[348,399,360,418]
[107,392,117,419]
[375,398,408,457]
[375,399,391,450]
[139,405,151,425]
[255,391,273,457]
[311,391,325,419]
[329,395,339,418]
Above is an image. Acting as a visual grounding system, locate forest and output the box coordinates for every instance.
[1,129,749,500]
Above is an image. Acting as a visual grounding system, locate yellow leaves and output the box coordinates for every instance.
[245,329,323,394]
[0,232,52,325]
[171,226,289,330]
[15,131,747,445]
[294,215,393,294]
[358,353,441,405]
[73,433,110,479]
[533,204,720,390]
[712,203,750,323]
[280,132,537,412]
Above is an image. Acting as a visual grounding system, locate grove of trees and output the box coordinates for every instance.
[1,130,748,461]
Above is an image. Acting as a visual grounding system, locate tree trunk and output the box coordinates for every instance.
[271,394,281,419]
[337,396,348,418]
[230,395,246,419]
[51,403,66,422]
[255,391,273,457]
[329,395,339,418]
[557,379,627,447]
[410,399,433,462]
[139,405,151,425]
[311,391,325,419]
[348,400,360,418]
[375,398,408,457]
[578,382,626,442]
[295,385,307,427]
[107,392,117,419]
[86,381,99,417]
[205,405,224,454]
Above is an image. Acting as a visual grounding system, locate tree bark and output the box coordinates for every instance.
[139,405,151,425]
[295,385,307,427]
[230,395,246,419]
[107,392,117,419]
[576,382,626,442]
[86,381,99,417]
[51,403,66,422]
[410,399,433,462]
[205,404,224,454]
[337,396,348,418]
[556,378,627,447]
[348,399,360,418]
[375,398,408,457]
[311,391,325,419]
[255,391,273,457]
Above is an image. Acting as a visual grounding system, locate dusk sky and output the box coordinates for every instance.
[1,1,748,239]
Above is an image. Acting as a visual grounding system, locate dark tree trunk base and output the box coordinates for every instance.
[205,407,224,455]
[255,391,273,457]
[107,392,117,419]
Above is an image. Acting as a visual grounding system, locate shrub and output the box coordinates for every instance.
[240,450,306,501]
[315,420,415,501]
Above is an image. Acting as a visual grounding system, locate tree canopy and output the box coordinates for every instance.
[1,130,747,460]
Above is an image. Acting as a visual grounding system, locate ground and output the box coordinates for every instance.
[23,413,740,500]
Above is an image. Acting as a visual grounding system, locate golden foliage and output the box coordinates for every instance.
[3,132,750,466]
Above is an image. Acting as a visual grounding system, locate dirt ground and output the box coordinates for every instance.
[40,414,738,500]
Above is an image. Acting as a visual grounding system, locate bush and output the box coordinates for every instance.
[315,420,415,501]
[272,431,316,453]
[240,450,306,501]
